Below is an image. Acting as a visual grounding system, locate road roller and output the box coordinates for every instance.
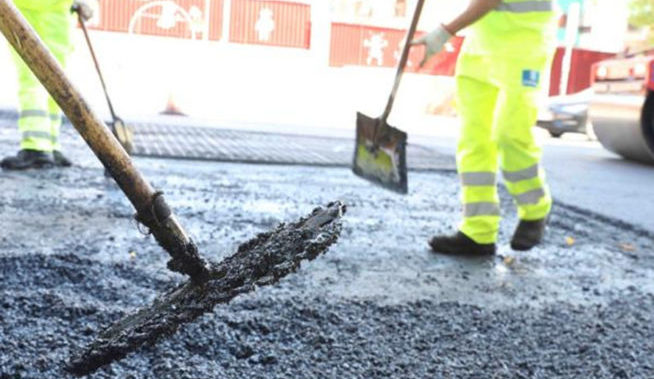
[589,51,654,165]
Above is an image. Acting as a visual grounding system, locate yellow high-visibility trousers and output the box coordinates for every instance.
[10,1,73,152]
[455,52,552,244]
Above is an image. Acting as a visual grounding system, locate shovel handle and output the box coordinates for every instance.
[0,0,209,280]
[381,0,425,123]
[76,11,118,122]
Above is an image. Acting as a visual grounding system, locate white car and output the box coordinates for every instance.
[537,89,592,138]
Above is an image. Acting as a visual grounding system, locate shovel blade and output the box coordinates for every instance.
[67,201,346,376]
[352,112,408,194]
[110,118,134,155]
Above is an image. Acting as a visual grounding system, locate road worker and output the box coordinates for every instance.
[412,0,558,254]
[1,0,93,170]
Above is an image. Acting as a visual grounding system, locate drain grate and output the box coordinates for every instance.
[131,122,455,171]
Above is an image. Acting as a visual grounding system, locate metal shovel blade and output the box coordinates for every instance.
[352,112,408,194]
[351,0,423,195]
[110,117,134,155]
[67,201,346,376]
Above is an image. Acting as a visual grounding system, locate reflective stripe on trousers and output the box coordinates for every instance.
[21,131,60,146]
[460,172,496,187]
[21,130,52,141]
[503,164,547,206]
[20,109,61,122]
[459,170,500,243]
[19,109,61,149]
[515,188,546,205]
[503,164,538,183]
[464,202,501,217]
[462,168,546,207]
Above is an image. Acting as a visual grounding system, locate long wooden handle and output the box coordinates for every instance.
[0,0,209,280]
[381,0,425,122]
[76,11,118,121]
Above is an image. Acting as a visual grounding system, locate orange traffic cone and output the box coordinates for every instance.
[160,93,187,116]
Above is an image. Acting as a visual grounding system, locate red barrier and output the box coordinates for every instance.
[549,47,614,95]
[208,0,225,41]
[330,22,612,89]
[87,2,612,91]
[329,23,462,75]
[229,0,311,48]
[91,0,223,40]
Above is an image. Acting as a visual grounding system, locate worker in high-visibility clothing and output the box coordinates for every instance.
[412,0,557,254]
[1,0,93,170]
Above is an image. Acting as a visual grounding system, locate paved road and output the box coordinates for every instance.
[131,114,654,232]
[542,141,654,231]
[1,108,652,231]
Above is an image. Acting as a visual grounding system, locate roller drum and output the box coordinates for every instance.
[592,92,654,165]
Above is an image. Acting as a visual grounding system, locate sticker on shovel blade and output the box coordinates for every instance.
[355,143,400,184]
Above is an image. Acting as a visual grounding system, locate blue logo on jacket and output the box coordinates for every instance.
[522,70,540,88]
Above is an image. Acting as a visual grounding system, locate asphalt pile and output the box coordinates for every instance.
[1,251,652,378]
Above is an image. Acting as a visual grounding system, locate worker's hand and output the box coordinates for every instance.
[410,24,453,68]
[71,0,94,22]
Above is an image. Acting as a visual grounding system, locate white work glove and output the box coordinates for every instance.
[410,24,453,68]
[71,0,94,22]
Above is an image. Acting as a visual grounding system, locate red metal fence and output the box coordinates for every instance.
[91,0,223,40]
[208,0,225,40]
[91,0,310,48]
[229,0,311,48]
[87,1,613,93]
[329,24,613,94]
[328,23,463,76]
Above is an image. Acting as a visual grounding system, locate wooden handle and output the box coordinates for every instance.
[77,11,118,121]
[381,0,426,122]
[0,0,209,280]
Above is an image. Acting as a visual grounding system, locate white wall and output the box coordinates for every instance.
[0,29,456,136]
[580,0,629,52]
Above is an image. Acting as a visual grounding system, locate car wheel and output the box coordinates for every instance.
[642,91,654,154]
[549,130,564,138]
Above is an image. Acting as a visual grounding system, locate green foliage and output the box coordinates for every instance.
[629,0,654,44]
[629,0,654,26]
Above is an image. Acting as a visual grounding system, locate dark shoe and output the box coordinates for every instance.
[53,150,73,167]
[511,218,547,251]
[1,149,54,170]
[428,231,496,256]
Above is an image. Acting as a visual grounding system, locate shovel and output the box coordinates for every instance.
[0,1,345,375]
[351,0,425,195]
[73,5,134,156]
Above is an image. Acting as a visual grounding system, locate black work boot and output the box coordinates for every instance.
[53,150,73,167]
[511,218,547,251]
[1,149,55,170]
[428,231,496,256]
